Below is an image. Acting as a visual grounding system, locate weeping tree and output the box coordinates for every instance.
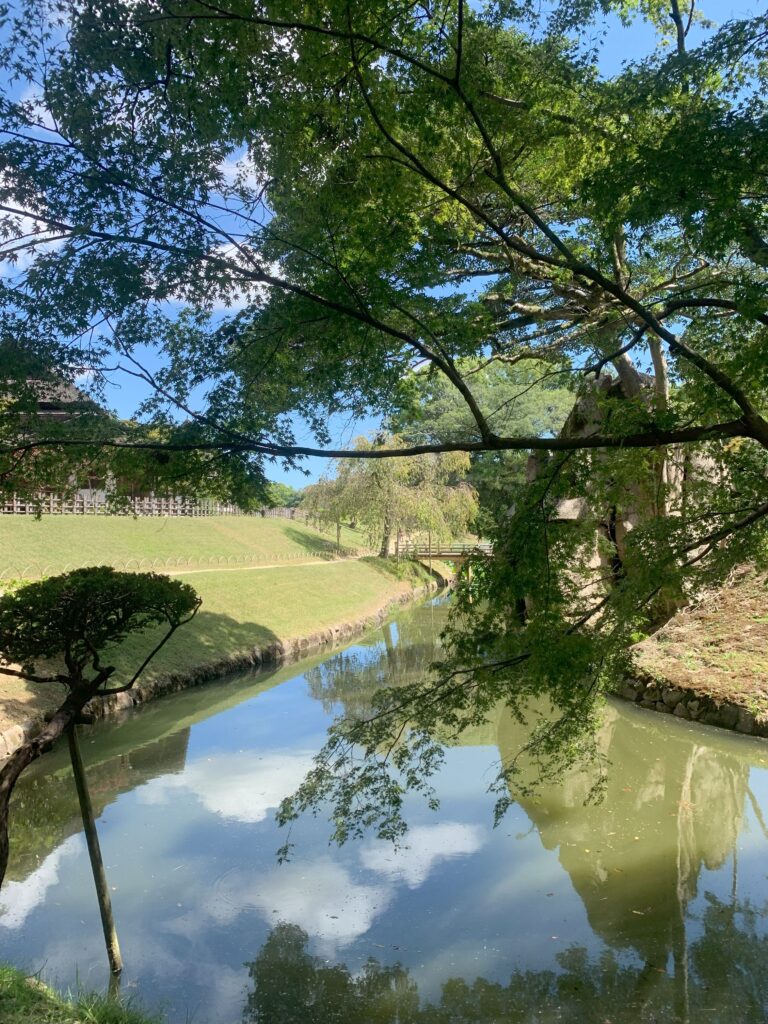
[305,435,478,557]
[0,567,201,887]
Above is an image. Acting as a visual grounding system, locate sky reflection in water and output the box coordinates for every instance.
[1,597,768,1023]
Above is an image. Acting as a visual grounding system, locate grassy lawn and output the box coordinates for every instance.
[0,515,369,579]
[110,557,431,679]
[0,965,158,1024]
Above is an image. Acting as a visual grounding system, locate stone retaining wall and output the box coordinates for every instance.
[616,675,767,737]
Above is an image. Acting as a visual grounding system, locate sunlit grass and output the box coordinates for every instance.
[0,515,369,579]
[0,966,160,1024]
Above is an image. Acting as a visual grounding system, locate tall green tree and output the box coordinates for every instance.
[1,0,767,824]
[391,360,573,529]
[264,481,303,508]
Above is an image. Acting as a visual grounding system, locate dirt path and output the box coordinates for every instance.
[166,557,360,576]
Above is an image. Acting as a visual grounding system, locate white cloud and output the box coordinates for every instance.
[138,750,314,824]
[205,858,390,955]
[217,149,267,194]
[360,822,485,888]
[0,833,82,930]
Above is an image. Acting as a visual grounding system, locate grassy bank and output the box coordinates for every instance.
[0,518,436,740]
[629,570,768,728]
[108,555,434,679]
[0,965,158,1024]
[0,514,369,579]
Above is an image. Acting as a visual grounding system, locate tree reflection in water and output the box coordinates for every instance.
[301,615,765,1022]
[244,902,768,1024]
[304,609,445,720]
[497,702,754,1020]
[3,596,767,1022]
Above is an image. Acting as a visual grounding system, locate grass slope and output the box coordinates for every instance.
[0,551,433,735]
[634,570,768,715]
[110,557,431,679]
[0,515,368,578]
[0,966,159,1024]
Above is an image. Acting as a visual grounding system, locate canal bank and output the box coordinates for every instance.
[0,965,157,1024]
[0,556,453,761]
[619,570,768,737]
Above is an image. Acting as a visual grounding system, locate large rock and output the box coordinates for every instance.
[620,680,642,702]
[718,703,739,729]
[736,708,756,734]
[701,709,723,727]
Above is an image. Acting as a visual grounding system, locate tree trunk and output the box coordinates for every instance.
[379,514,392,558]
[648,335,671,516]
[0,693,84,888]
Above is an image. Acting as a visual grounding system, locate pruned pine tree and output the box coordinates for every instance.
[0,568,200,885]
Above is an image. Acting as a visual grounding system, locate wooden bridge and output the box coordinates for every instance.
[401,541,493,567]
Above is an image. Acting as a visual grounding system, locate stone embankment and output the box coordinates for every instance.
[616,675,766,736]
[0,579,444,762]
[615,571,768,738]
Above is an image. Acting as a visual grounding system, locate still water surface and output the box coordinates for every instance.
[2,596,768,1022]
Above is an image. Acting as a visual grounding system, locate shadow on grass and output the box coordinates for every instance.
[358,555,433,585]
[282,525,359,558]
[282,525,339,556]
[109,609,282,683]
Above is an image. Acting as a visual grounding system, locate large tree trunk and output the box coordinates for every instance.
[0,692,84,888]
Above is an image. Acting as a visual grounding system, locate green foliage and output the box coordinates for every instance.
[304,435,478,555]
[392,361,572,445]
[0,347,267,508]
[241,902,768,1024]
[2,0,768,835]
[0,965,161,1024]
[264,481,303,508]
[391,360,573,529]
[359,556,434,585]
[0,568,200,686]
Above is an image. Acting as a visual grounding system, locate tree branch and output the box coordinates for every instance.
[1,417,750,461]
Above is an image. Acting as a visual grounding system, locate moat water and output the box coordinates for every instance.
[2,596,768,1022]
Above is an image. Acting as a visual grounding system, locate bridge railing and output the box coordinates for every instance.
[401,541,493,558]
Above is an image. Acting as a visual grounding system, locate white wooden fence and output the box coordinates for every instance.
[0,494,307,520]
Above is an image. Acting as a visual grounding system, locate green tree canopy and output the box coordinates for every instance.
[1,0,767,831]
[265,481,303,508]
[391,360,573,529]
[304,435,478,556]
